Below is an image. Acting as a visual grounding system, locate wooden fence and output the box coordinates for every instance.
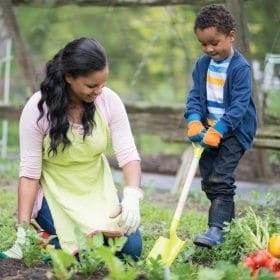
[1,103,280,150]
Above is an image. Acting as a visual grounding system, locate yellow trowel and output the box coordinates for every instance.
[147,144,204,266]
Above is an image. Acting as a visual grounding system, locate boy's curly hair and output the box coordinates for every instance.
[194,4,236,35]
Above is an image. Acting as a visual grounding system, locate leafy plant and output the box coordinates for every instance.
[47,246,78,280]
[210,207,274,264]
[237,207,270,250]
[22,224,47,267]
[197,261,253,280]
[97,246,140,280]
[75,231,104,275]
[142,256,166,280]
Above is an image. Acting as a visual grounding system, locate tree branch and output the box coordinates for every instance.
[12,0,219,7]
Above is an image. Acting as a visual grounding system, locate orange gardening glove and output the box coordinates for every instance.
[202,119,229,148]
[186,121,205,142]
[202,127,222,147]
[186,114,205,142]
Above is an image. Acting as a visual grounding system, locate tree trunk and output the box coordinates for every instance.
[226,0,250,56]
[0,0,38,93]
[226,0,273,179]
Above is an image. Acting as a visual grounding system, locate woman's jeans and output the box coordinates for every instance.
[35,197,142,260]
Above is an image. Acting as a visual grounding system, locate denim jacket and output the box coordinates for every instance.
[185,50,257,150]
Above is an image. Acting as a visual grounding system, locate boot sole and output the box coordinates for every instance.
[193,240,212,248]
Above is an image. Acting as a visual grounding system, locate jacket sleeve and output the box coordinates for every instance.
[219,65,252,133]
[185,59,204,121]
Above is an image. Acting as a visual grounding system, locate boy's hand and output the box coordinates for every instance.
[202,127,222,147]
[186,114,205,142]
[202,121,228,148]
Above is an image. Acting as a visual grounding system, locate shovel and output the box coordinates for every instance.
[147,143,204,266]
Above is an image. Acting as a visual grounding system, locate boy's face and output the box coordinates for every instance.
[195,27,236,61]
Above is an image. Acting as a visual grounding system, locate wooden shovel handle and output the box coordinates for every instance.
[173,144,203,221]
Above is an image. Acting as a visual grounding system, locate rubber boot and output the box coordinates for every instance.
[194,197,234,248]
[194,226,224,248]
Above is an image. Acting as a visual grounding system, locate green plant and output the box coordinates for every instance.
[141,257,166,280]
[212,207,273,264]
[22,224,47,267]
[47,247,78,280]
[75,231,105,275]
[97,246,140,280]
[238,207,270,250]
[197,261,253,280]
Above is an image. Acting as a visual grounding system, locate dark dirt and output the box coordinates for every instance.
[0,259,51,280]
[0,259,149,279]
[0,259,107,280]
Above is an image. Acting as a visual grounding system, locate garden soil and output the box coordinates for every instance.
[0,259,107,280]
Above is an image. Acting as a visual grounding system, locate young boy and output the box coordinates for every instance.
[185,4,257,247]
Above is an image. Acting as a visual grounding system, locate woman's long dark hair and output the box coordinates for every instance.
[37,38,107,156]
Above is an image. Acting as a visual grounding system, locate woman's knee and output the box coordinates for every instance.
[121,229,142,260]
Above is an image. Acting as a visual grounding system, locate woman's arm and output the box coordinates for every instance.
[18,92,47,222]
[120,160,143,235]
[103,88,141,168]
[0,94,45,260]
[122,160,141,188]
[103,89,143,234]
[17,177,39,224]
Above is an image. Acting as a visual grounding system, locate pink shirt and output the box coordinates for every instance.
[19,87,140,217]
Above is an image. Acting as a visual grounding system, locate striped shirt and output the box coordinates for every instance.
[206,55,232,125]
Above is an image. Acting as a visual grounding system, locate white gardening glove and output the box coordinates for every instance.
[1,226,26,259]
[119,187,143,236]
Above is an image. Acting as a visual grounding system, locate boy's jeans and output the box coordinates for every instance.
[35,197,142,260]
[199,136,245,228]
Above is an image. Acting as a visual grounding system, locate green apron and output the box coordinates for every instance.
[40,110,122,254]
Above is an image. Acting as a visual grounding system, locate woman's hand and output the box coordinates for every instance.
[119,187,143,236]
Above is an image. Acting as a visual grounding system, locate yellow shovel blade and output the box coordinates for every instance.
[147,235,186,267]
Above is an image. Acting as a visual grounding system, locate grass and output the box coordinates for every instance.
[0,158,19,182]
[0,120,20,154]
[0,188,17,251]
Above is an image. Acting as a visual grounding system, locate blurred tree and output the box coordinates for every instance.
[15,5,201,103]
[248,0,280,60]
[4,1,280,105]
[0,0,38,92]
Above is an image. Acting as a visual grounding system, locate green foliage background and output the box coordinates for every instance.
[1,1,280,157]
[11,1,280,104]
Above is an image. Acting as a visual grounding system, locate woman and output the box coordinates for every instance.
[0,38,143,260]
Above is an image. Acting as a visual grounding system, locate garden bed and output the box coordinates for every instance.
[0,259,50,280]
[1,185,280,279]
[0,259,108,279]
